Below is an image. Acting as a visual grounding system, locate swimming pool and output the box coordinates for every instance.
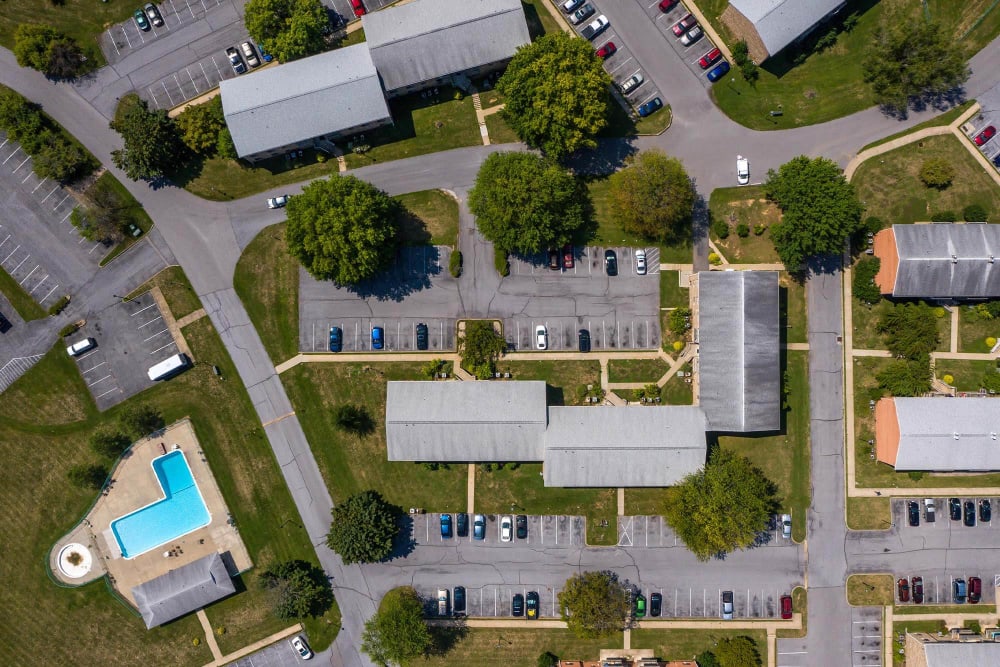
[111,450,210,559]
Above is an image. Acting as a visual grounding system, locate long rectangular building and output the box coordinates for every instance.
[876,397,1000,471]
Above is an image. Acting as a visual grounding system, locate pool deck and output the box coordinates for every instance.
[49,419,251,608]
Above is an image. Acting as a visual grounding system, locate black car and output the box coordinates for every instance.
[512,593,524,616]
[0,311,11,333]
[964,500,976,526]
[456,512,468,537]
[912,576,923,604]
[907,501,919,527]
[981,499,992,523]
[650,592,662,617]
[605,249,618,276]
[328,326,342,352]
[578,329,591,353]
[416,322,429,351]
[516,514,527,539]
[950,497,962,521]
[547,248,560,270]
[453,586,466,615]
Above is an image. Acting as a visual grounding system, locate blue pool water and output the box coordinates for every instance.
[111,450,210,559]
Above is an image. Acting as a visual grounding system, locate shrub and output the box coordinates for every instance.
[908,471,925,481]
[919,158,955,189]
[316,154,326,163]
[930,210,956,222]
[711,218,729,239]
[933,307,946,318]
[118,403,165,440]
[89,429,131,459]
[449,250,463,278]
[815,29,838,51]
[59,322,80,337]
[736,223,750,238]
[732,40,750,66]
[672,340,684,351]
[537,652,559,667]
[942,374,954,385]
[708,252,721,265]
[740,60,759,83]
[843,12,860,32]
[494,246,509,276]
[668,307,691,336]
[48,295,70,315]
[853,257,882,305]
[753,223,766,236]
[67,463,107,490]
[963,203,988,222]
[987,336,997,348]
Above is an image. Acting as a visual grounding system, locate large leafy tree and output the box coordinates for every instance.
[459,320,508,379]
[716,636,762,667]
[109,94,184,181]
[764,156,864,268]
[468,152,586,255]
[175,97,227,155]
[244,0,327,63]
[497,32,611,159]
[259,560,335,619]
[286,175,400,284]
[608,149,695,243]
[558,571,630,638]
[862,10,969,113]
[13,24,90,79]
[663,449,778,561]
[326,490,400,564]
[361,587,433,667]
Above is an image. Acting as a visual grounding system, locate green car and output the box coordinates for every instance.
[635,593,646,618]
[134,9,150,31]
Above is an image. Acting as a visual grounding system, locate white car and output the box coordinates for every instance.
[620,73,644,95]
[500,515,513,542]
[737,155,750,185]
[635,249,647,275]
[267,195,289,209]
[781,513,792,539]
[291,636,313,660]
[535,325,547,350]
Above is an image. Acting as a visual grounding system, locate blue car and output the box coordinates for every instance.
[473,513,485,540]
[440,513,452,539]
[707,60,730,82]
[638,97,663,118]
[371,326,384,350]
[328,326,342,352]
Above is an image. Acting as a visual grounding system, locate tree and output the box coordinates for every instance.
[459,320,507,380]
[90,429,131,459]
[537,652,559,667]
[496,32,611,159]
[919,158,955,189]
[67,463,107,490]
[216,127,238,159]
[326,490,400,564]
[876,357,931,396]
[334,404,375,435]
[468,152,586,255]
[13,24,90,78]
[667,307,691,337]
[244,0,327,63]
[285,175,400,284]
[175,97,226,155]
[608,149,695,243]
[109,94,184,181]
[764,156,864,268]
[964,203,988,222]
[118,403,165,440]
[663,449,778,560]
[878,302,939,359]
[716,636,762,667]
[33,136,90,182]
[852,257,881,305]
[558,571,630,638]
[259,559,334,619]
[361,587,432,667]
[696,651,721,667]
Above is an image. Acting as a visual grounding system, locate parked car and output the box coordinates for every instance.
[620,73,644,95]
[980,499,991,522]
[526,591,539,619]
[680,26,703,46]
[975,125,996,146]
[635,249,647,275]
[571,3,595,24]
[925,498,936,522]
[634,593,646,618]
[596,41,617,59]
[440,513,452,539]
[144,3,164,27]
[638,97,663,118]
[737,155,750,185]
[66,338,96,357]
[780,594,793,619]
[512,593,524,616]
[0,312,10,334]
[912,576,923,604]
[578,329,591,353]
[516,514,527,539]
[964,500,976,526]
[473,514,486,540]
[453,586,466,614]
[658,0,678,10]
[897,578,910,603]
[699,47,722,69]
[500,515,513,542]
[994,153,1000,168]
[650,592,662,617]
[371,326,384,350]
[134,8,150,31]
[415,322,429,350]
[605,249,618,276]
[581,15,609,40]
[562,0,584,12]
[328,326,342,352]
[781,513,792,539]
[349,0,366,17]
[547,247,560,270]
[721,591,734,619]
[969,576,982,603]
[226,47,246,75]
[908,500,920,527]
[950,497,961,520]
[562,244,574,269]
[291,635,313,660]
[953,578,967,604]
[707,61,730,82]
[267,194,289,208]
[671,14,696,37]
[535,325,548,350]
[437,589,449,616]
[240,41,260,68]
[456,512,468,537]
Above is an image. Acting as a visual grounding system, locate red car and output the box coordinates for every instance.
[897,578,910,603]
[562,244,574,269]
[780,594,792,619]
[671,14,696,37]
[698,48,721,69]
[596,41,617,59]
[975,126,996,146]
[969,576,982,603]
[658,0,678,11]
[911,576,923,604]
[350,0,366,16]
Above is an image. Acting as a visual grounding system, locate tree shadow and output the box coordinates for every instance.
[879,85,968,121]
[387,513,417,561]
[346,246,441,301]
[567,137,637,176]
[427,620,469,656]
[521,1,547,41]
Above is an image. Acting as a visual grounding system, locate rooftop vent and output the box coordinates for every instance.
[992,432,997,441]
[990,255,995,264]
[952,254,959,264]
[954,432,960,440]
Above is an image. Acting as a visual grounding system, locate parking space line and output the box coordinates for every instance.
[184,0,197,20]
[31,177,47,193]
[19,265,38,285]
[137,315,163,329]
[88,374,113,387]
[0,235,8,249]
[95,387,119,400]
[12,156,31,173]
[608,57,635,75]
[40,285,58,302]
[143,328,170,342]
[40,185,60,203]
[2,147,22,165]
[29,274,48,294]
[150,341,176,354]
[130,302,158,317]
[120,26,133,50]
[81,361,107,373]
[161,82,175,107]
[54,194,71,212]
[22,171,35,184]
[11,254,29,273]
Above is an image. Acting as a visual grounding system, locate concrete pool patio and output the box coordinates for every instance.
[49,419,251,611]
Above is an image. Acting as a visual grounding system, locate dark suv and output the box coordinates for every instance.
[456,512,468,537]
[907,501,919,527]
[604,249,618,276]
[949,497,962,521]
[964,500,976,526]
[512,593,524,616]
[416,322,429,350]
[980,499,992,523]
[516,514,527,539]
[650,592,662,617]
[0,311,11,333]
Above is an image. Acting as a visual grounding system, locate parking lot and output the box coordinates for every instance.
[69,293,181,410]
[851,607,882,667]
[228,635,311,667]
[892,497,995,531]
[411,512,585,547]
[638,0,726,89]
[970,80,1000,167]
[101,0,233,63]
[618,514,794,550]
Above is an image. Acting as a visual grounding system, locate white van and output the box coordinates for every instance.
[66,337,96,356]
[147,353,190,381]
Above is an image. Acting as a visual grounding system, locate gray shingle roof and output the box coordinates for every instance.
[697,271,781,432]
[385,381,547,461]
[729,0,844,57]
[363,0,530,92]
[890,223,1000,298]
[132,553,235,628]
[893,397,1000,471]
[924,642,1000,667]
[220,44,391,158]
[543,406,707,487]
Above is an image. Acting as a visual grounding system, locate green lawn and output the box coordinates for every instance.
[860,100,976,152]
[782,273,807,345]
[125,265,202,321]
[421,628,620,667]
[847,574,893,606]
[94,172,156,266]
[521,0,561,38]
[660,270,690,308]
[0,266,47,321]
[585,177,692,262]
[498,360,601,406]
[851,298,950,353]
[892,620,945,664]
[484,112,520,145]
[179,152,337,201]
[934,359,997,392]
[233,223,299,365]
[958,306,1000,353]
[0,0,127,67]
[708,186,782,264]
[0,313,337,665]
[852,134,1000,224]
[631,629,767,662]
[846,496,892,530]
[607,358,671,383]
[395,189,460,246]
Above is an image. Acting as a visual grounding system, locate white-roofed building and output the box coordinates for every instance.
[721,0,846,63]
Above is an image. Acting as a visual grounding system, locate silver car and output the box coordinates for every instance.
[620,73,644,95]
[721,591,734,620]
[437,589,449,616]
[781,513,792,539]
